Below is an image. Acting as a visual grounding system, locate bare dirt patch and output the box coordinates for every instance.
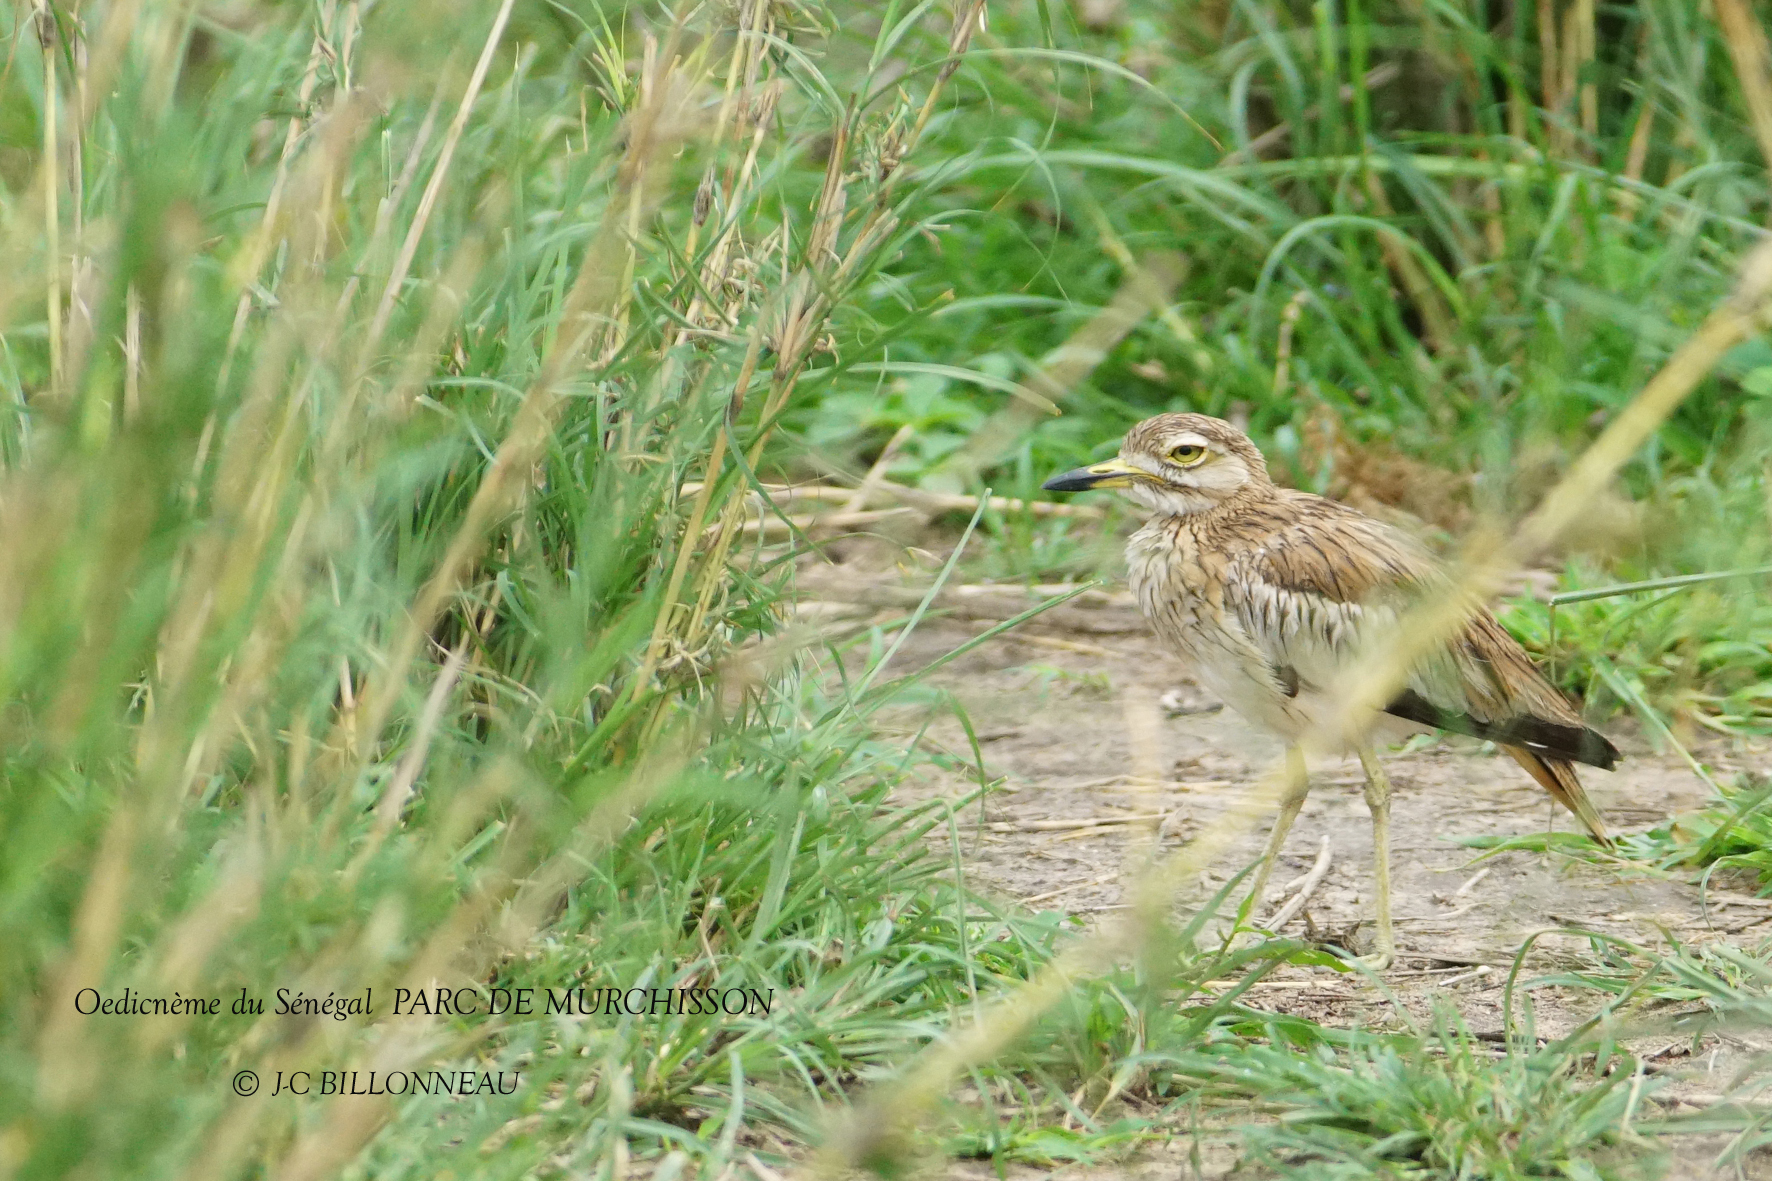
[794,552,1772,1177]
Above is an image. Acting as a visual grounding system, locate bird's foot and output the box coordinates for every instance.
[1346,949,1393,972]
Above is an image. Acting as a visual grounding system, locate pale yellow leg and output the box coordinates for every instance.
[1355,745,1395,970]
[1244,746,1310,921]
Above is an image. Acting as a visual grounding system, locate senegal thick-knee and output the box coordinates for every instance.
[1043,413,1618,969]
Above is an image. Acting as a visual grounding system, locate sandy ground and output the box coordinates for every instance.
[793,550,1772,1178]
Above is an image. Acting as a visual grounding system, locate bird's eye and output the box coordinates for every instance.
[1168,444,1207,465]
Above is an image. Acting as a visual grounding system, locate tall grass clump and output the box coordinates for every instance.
[0,1,1100,1176]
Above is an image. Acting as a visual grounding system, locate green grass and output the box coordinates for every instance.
[343,748,1078,1175]
[1167,1012,1666,1180]
[6,0,1772,1177]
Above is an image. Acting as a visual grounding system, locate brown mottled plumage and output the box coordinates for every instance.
[1044,413,1618,968]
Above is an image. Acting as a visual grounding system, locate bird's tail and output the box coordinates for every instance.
[1503,745,1612,847]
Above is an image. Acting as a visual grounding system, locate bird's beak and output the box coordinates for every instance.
[1042,456,1143,492]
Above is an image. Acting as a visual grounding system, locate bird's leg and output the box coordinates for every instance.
[1355,745,1395,970]
[1245,745,1311,922]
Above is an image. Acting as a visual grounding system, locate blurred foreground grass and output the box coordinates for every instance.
[5,0,1772,1178]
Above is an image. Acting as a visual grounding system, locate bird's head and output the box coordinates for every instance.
[1041,413,1273,516]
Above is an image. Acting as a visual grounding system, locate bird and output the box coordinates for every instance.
[1041,412,1618,969]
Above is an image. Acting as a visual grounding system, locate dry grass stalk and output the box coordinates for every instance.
[998,815,1168,833]
[1272,288,1311,400]
[1616,106,1656,220]
[688,480,1106,523]
[1478,151,1506,259]
[1537,0,1559,147]
[1263,835,1332,930]
[37,0,60,402]
[641,327,765,696]
[0,0,141,342]
[801,582,1142,635]
[730,506,922,539]
[1549,0,1594,155]
[1574,0,1597,139]
[1613,24,1656,222]
[894,488,1104,519]
[142,92,387,811]
[992,630,1114,657]
[1715,0,1772,174]
[840,422,916,513]
[363,0,517,349]
[217,0,343,386]
[1085,205,1211,369]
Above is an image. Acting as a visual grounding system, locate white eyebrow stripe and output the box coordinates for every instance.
[1168,433,1212,449]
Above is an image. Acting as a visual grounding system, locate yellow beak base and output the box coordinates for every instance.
[1041,457,1142,492]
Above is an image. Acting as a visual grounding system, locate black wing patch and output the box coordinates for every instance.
[1274,664,1301,698]
[1384,688,1620,770]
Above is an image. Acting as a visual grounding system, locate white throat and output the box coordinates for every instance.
[1123,482,1216,517]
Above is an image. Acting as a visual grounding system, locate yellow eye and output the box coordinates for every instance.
[1168,444,1207,465]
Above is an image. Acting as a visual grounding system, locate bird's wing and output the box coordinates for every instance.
[1222,496,1618,770]
[1220,497,1438,695]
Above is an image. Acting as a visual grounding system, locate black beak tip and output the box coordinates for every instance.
[1042,469,1098,493]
